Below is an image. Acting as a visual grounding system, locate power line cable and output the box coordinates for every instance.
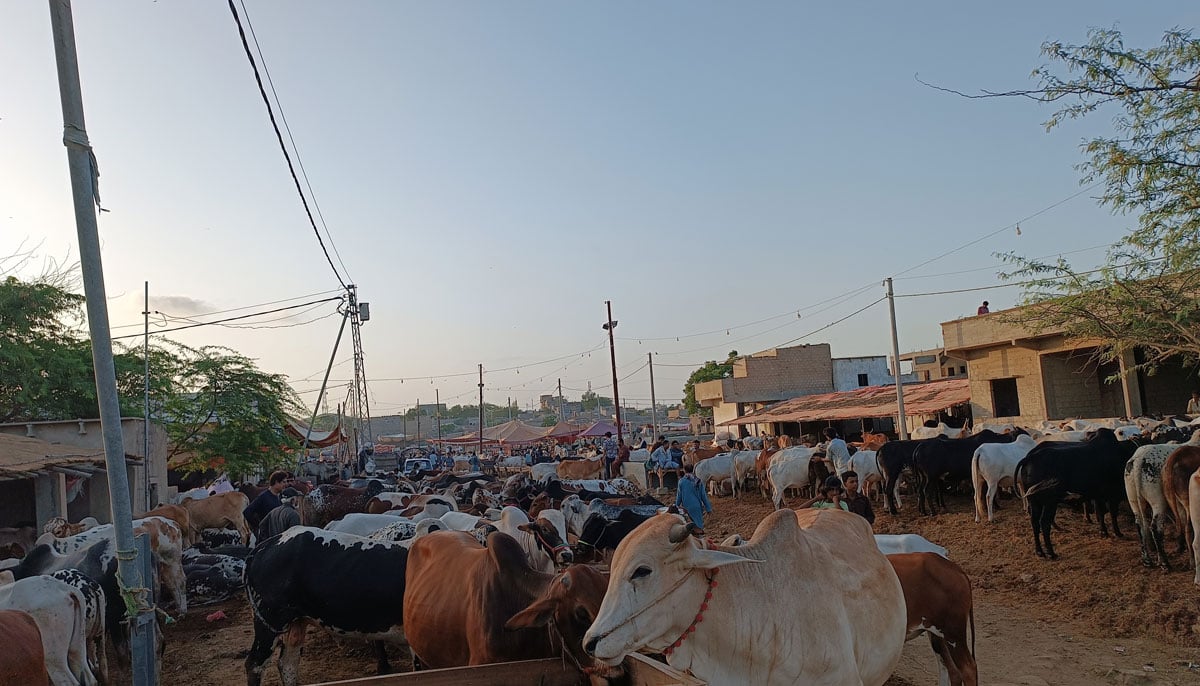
[109,289,344,330]
[111,296,343,340]
[236,0,353,285]
[226,0,348,290]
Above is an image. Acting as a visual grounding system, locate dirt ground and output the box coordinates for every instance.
[162,489,1200,685]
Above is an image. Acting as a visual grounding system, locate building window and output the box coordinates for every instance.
[959,366,967,375]
[991,378,1021,417]
[947,367,956,377]
[857,373,869,387]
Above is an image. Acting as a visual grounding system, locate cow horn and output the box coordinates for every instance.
[668,522,690,544]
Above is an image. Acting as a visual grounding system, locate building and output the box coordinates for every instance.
[897,347,969,382]
[0,417,168,531]
[694,344,836,434]
[539,395,556,412]
[942,308,1200,425]
[832,355,916,392]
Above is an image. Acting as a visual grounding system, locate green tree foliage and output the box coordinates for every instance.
[580,391,613,412]
[0,274,303,476]
[540,414,558,427]
[938,29,1200,370]
[682,350,738,416]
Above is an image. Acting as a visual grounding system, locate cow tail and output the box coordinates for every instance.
[69,592,93,685]
[970,450,983,519]
[1014,456,1030,505]
[969,602,976,657]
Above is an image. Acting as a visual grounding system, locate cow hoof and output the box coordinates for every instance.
[1047,553,1059,561]
[1035,549,1045,558]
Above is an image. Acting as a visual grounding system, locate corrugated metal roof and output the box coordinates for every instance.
[719,378,971,426]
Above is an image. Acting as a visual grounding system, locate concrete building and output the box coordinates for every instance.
[942,309,1200,425]
[694,344,836,434]
[897,348,969,382]
[0,417,168,531]
[832,355,916,392]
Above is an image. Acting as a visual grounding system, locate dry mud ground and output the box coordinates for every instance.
[163,490,1200,685]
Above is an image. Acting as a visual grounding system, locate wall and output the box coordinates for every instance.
[831,356,918,392]
[1039,353,1109,420]
[961,346,1048,425]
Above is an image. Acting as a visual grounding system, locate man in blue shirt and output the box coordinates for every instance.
[601,432,618,479]
[675,464,713,533]
[243,471,291,531]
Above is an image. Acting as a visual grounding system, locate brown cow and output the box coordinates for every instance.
[555,458,603,481]
[888,553,977,686]
[0,527,37,558]
[0,610,49,685]
[297,482,385,528]
[1162,445,1200,562]
[403,531,623,683]
[181,491,251,544]
[755,439,781,498]
[139,504,193,547]
[683,443,725,467]
[860,431,889,451]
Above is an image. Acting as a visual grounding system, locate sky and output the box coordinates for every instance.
[1,1,1193,417]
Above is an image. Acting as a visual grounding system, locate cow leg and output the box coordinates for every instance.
[1041,502,1059,560]
[276,620,308,686]
[245,616,280,686]
[1083,500,1094,524]
[1135,509,1155,568]
[985,480,997,523]
[374,641,392,674]
[949,633,978,686]
[1096,500,1111,538]
[1151,511,1172,571]
[885,475,900,515]
[927,633,962,686]
[1029,501,1046,557]
[1109,500,1124,538]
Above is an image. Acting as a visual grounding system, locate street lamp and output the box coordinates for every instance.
[602,301,622,444]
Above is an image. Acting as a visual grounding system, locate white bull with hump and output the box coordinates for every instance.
[583,509,906,685]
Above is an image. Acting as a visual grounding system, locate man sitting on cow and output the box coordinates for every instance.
[841,470,875,525]
[243,471,292,531]
[675,464,713,534]
[799,475,850,512]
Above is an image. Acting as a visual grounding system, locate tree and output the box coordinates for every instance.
[540,414,558,427]
[682,350,738,416]
[932,29,1200,371]
[580,391,613,412]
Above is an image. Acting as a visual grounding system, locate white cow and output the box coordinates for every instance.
[729,450,760,496]
[584,510,906,686]
[325,513,415,537]
[873,534,948,558]
[767,454,813,510]
[0,574,95,686]
[173,487,209,504]
[1126,432,1200,569]
[973,422,1015,435]
[1189,467,1200,586]
[48,569,107,685]
[694,454,736,496]
[1038,430,1089,443]
[1114,425,1143,441]
[971,434,1037,523]
[911,422,966,439]
[530,462,558,483]
[846,450,882,501]
[769,446,814,469]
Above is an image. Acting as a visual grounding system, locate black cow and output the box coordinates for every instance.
[912,430,1015,515]
[878,439,933,515]
[1015,428,1139,559]
[244,527,409,686]
[574,509,655,561]
[543,479,633,504]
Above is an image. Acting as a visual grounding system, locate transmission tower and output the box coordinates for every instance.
[347,285,373,452]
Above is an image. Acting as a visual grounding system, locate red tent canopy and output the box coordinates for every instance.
[577,420,618,438]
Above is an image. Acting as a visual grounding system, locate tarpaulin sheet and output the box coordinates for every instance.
[719,378,970,426]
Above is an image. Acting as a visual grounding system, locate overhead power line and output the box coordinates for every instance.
[226,0,348,290]
[111,296,343,340]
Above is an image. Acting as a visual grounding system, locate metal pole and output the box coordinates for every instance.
[508,397,512,422]
[416,399,421,444]
[557,378,565,420]
[478,364,484,459]
[605,301,623,441]
[436,389,442,444]
[648,352,658,441]
[885,278,909,440]
[47,2,155,682]
[143,280,150,511]
[303,306,349,458]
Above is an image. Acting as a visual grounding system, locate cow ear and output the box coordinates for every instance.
[516,523,534,533]
[504,597,556,630]
[687,547,760,570]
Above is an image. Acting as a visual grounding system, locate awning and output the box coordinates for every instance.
[284,416,348,448]
[577,421,618,438]
[0,434,114,482]
[719,378,971,426]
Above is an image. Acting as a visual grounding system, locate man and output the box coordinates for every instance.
[243,471,291,531]
[601,431,618,479]
[798,475,850,512]
[977,301,990,315]
[615,439,631,477]
[1188,391,1200,416]
[821,428,852,475]
[840,470,875,525]
[675,464,713,534]
[668,440,685,465]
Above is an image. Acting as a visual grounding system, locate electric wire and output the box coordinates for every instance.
[111,296,343,340]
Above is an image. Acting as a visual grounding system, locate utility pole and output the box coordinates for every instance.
[303,306,349,458]
[885,278,909,440]
[435,388,442,444]
[648,352,658,440]
[508,396,512,422]
[347,285,372,451]
[48,2,155,682]
[477,364,484,458]
[416,399,421,444]
[557,378,565,420]
[142,281,150,511]
[603,301,623,441]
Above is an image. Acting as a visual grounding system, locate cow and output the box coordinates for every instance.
[37,516,188,617]
[181,550,245,606]
[766,454,813,509]
[912,422,967,439]
[887,553,977,686]
[912,430,1014,516]
[1190,467,1200,585]
[878,439,930,515]
[325,513,415,538]
[296,481,386,529]
[530,462,558,483]
[199,528,243,548]
[874,534,948,558]
[181,491,251,545]
[1162,443,1200,566]
[0,574,95,686]
[1124,435,1200,569]
[244,527,409,686]
[0,610,49,685]
[492,507,571,572]
[1016,428,1138,559]
[847,450,884,502]
[403,532,623,682]
[574,508,657,562]
[971,434,1037,523]
[556,458,604,481]
[583,510,906,686]
[138,504,193,547]
[41,518,101,540]
[48,569,107,684]
[694,453,735,497]
[256,504,301,541]
[728,450,761,495]
[0,527,37,560]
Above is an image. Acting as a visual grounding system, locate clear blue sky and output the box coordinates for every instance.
[0,2,1191,415]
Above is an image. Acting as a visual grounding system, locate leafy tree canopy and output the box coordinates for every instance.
[580,390,613,411]
[682,350,738,416]
[933,28,1200,370]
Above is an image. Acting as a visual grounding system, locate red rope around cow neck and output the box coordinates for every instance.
[662,567,719,658]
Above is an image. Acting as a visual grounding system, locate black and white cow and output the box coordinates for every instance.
[49,568,108,683]
[244,527,409,686]
[182,548,245,605]
[573,508,657,562]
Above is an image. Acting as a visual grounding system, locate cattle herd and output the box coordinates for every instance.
[0,413,1197,685]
